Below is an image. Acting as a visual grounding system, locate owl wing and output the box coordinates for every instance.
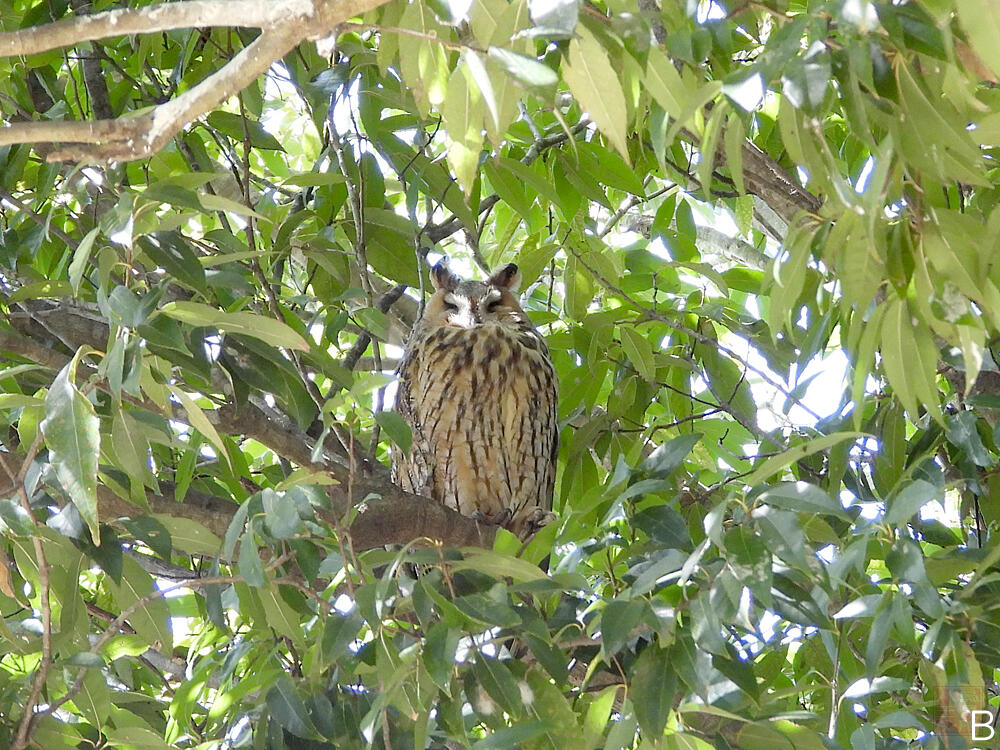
[542,386,559,511]
[390,350,433,497]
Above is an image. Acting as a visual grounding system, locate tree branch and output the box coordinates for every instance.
[0,326,494,553]
[0,0,312,57]
[0,0,393,163]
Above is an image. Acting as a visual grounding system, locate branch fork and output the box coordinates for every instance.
[0,0,392,162]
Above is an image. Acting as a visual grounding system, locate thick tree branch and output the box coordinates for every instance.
[321,488,497,551]
[0,0,393,162]
[91,470,496,552]
[0,0,312,57]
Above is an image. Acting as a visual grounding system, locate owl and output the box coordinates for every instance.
[391,261,559,539]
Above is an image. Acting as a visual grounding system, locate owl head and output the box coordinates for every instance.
[420,261,527,329]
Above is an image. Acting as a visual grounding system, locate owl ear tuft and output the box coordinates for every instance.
[489,263,521,292]
[430,261,460,291]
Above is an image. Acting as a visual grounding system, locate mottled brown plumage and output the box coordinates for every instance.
[391,262,559,538]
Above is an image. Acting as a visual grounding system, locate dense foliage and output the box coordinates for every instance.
[2,0,1000,747]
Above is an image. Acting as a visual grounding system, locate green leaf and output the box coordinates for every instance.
[881,296,941,423]
[75,669,110,732]
[119,516,172,560]
[484,159,533,218]
[945,411,991,466]
[640,433,702,478]
[104,727,173,750]
[600,599,645,657]
[620,326,656,381]
[578,140,646,195]
[561,26,629,159]
[757,482,851,521]
[453,592,522,628]
[238,531,266,587]
[697,99,727,195]
[140,183,204,212]
[528,0,577,35]
[160,301,309,351]
[780,54,830,113]
[470,722,554,749]
[831,594,882,619]
[662,735,716,750]
[0,498,35,536]
[167,385,230,465]
[424,622,460,691]
[266,675,319,739]
[563,255,594,319]
[282,172,347,187]
[109,557,172,649]
[496,157,562,208]
[448,548,547,582]
[198,192,264,219]
[631,645,675,738]
[629,549,687,595]
[111,408,151,485]
[31,717,83,749]
[725,110,746,195]
[68,227,99,295]
[322,608,363,662]
[65,652,106,668]
[632,505,693,550]
[744,432,862,487]
[957,0,1000,82]
[645,46,687,119]
[487,47,557,89]
[473,656,523,716]
[153,516,220,557]
[463,51,500,132]
[355,307,389,340]
[41,359,101,544]
[262,488,303,539]
[842,676,914,699]
[865,598,893,676]
[137,232,208,296]
[885,479,942,525]
[885,537,929,584]
[207,111,285,151]
[0,394,45,410]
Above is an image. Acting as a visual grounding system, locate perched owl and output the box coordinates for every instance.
[391,261,559,539]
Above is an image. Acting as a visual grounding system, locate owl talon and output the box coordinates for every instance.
[471,508,513,527]
[523,508,556,534]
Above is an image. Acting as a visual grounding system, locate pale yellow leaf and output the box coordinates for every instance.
[441,65,485,195]
[561,26,629,160]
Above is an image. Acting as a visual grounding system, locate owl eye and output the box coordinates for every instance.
[443,300,459,312]
[485,299,502,312]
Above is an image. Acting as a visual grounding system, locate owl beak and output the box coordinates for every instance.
[450,309,480,328]
[468,301,482,326]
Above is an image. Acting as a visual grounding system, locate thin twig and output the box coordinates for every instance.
[4,431,58,750]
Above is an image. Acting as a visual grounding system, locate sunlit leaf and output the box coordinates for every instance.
[160,301,309,351]
[561,27,629,159]
[487,47,558,89]
[41,359,100,544]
